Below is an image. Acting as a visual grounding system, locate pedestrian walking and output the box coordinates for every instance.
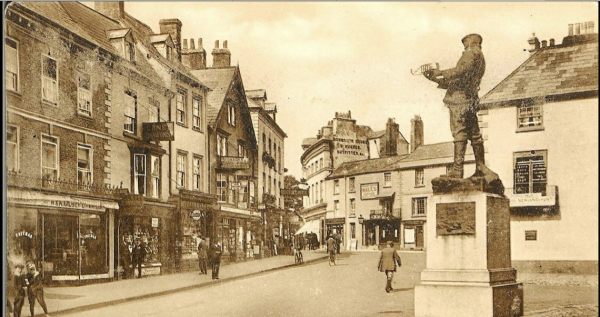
[326,236,336,265]
[131,239,147,278]
[210,242,222,280]
[26,263,50,316]
[378,241,402,293]
[12,263,27,317]
[197,237,208,275]
[335,233,342,254]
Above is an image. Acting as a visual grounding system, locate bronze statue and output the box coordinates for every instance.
[423,34,503,194]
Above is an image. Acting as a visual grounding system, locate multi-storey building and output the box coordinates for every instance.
[479,22,598,273]
[246,89,287,251]
[189,41,262,262]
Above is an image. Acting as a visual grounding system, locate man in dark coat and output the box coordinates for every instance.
[197,237,208,275]
[26,263,49,316]
[424,33,486,179]
[210,242,222,280]
[12,264,27,317]
[131,239,146,278]
[120,238,132,279]
[378,241,402,293]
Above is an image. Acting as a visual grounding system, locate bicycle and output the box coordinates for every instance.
[328,250,336,266]
[294,248,304,264]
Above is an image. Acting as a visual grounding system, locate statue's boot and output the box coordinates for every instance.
[469,141,486,178]
[443,141,466,178]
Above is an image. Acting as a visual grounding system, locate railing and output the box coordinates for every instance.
[7,171,121,197]
[504,185,557,208]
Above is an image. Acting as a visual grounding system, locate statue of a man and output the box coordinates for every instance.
[424,33,486,179]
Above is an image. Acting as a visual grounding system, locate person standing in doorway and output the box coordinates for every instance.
[131,239,146,278]
[211,242,222,280]
[26,263,50,317]
[197,237,208,275]
[378,241,402,293]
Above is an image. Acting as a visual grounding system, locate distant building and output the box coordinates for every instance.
[247,89,288,245]
[479,22,598,273]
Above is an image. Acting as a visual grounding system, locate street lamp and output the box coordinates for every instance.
[358,215,364,249]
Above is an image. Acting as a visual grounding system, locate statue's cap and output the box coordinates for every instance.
[462,33,483,45]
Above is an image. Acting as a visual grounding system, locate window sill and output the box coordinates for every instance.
[192,127,204,133]
[77,112,93,120]
[414,185,426,188]
[42,100,58,107]
[412,214,427,218]
[516,126,544,133]
[7,89,22,98]
[383,186,392,188]
[123,131,141,140]
[176,122,188,128]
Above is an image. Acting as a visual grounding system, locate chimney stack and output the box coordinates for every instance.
[410,115,424,153]
[527,33,540,53]
[549,38,555,46]
[94,2,124,20]
[563,21,598,46]
[568,24,574,36]
[380,118,399,158]
[159,19,182,61]
[181,37,207,70]
[541,40,547,48]
[575,23,581,35]
[212,40,231,68]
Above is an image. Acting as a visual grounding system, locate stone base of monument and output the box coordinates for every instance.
[414,188,523,317]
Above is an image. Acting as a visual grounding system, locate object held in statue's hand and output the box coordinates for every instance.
[411,62,440,76]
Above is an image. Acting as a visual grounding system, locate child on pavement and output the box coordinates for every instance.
[26,263,50,317]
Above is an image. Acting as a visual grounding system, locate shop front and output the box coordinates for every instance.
[363,217,401,248]
[7,188,118,284]
[325,217,346,248]
[402,219,425,250]
[217,206,262,262]
[117,194,176,277]
[170,189,218,272]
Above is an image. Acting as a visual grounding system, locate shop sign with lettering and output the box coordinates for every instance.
[281,188,309,197]
[142,122,175,141]
[15,230,33,239]
[218,156,250,170]
[360,183,379,200]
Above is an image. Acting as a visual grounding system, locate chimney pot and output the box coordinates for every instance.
[223,40,228,49]
[190,38,195,50]
[215,40,220,48]
[541,40,547,48]
[549,38,555,46]
[183,39,188,50]
[198,38,203,48]
[589,21,595,33]
[568,24,574,36]
[575,23,581,35]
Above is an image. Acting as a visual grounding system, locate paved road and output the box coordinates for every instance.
[60,252,597,317]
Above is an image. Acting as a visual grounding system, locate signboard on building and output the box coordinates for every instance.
[218,156,250,170]
[151,217,159,228]
[281,188,309,197]
[142,122,175,141]
[360,183,379,200]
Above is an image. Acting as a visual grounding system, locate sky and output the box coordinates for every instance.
[120,1,597,178]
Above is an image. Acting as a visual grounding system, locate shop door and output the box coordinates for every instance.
[80,214,108,275]
[415,225,424,248]
[43,214,79,276]
[379,222,400,244]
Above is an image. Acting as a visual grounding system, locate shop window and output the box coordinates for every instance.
[6,37,19,92]
[133,154,146,195]
[334,180,340,195]
[176,90,186,126]
[150,155,160,198]
[415,168,424,187]
[192,97,202,130]
[384,172,392,187]
[193,155,202,191]
[412,197,427,216]
[148,98,160,123]
[43,214,79,275]
[349,177,356,193]
[77,72,92,116]
[228,175,236,204]
[176,152,187,189]
[513,150,547,194]
[42,55,58,104]
[217,173,227,202]
[404,227,415,244]
[77,144,93,186]
[217,134,228,157]
[227,103,236,126]
[7,125,19,172]
[350,223,356,239]
[41,135,59,180]
[517,101,543,130]
[124,92,137,133]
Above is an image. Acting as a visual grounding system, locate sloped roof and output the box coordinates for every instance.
[107,28,130,39]
[149,33,171,43]
[191,67,237,125]
[206,105,220,126]
[368,130,386,139]
[481,36,598,106]
[302,138,318,148]
[328,155,409,179]
[246,89,267,99]
[392,142,473,169]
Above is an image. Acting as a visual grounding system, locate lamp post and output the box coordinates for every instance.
[358,214,364,249]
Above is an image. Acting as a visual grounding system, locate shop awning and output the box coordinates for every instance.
[295,220,320,235]
[8,188,119,212]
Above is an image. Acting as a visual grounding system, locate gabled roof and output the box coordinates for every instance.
[246,89,267,100]
[328,155,409,179]
[107,28,131,39]
[192,67,238,125]
[265,102,277,112]
[149,33,172,44]
[481,36,598,106]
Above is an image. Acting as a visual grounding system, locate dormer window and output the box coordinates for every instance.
[108,28,135,62]
[150,34,175,61]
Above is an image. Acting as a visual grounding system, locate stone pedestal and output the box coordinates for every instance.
[414,191,523,317]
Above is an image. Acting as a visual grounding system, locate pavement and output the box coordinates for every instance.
[16,251,598,317]
[24,250,328,317]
